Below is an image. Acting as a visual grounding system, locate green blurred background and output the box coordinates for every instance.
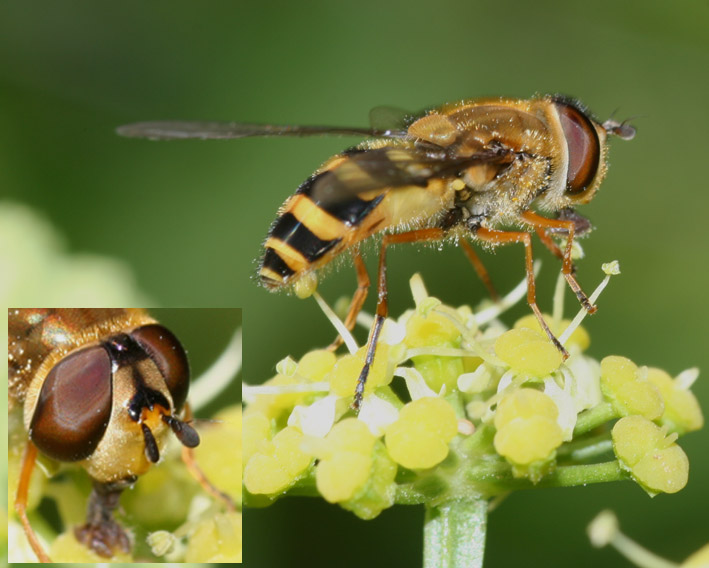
[1,0,707,566]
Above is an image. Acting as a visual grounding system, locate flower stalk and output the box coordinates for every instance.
[424,498,487,568]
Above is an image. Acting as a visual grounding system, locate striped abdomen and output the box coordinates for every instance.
[257,141,459,290]
[258,154,387,289]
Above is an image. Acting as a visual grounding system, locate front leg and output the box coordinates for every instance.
[520,210,596,314]
[15,441,51,562]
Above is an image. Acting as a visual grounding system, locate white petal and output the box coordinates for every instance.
[544,377,577,440]
[312,292,358,354]
[381,319,406,345]
[358,394,400,436]
[287,395,338,437]
[457,364,491,393]
[395,367,437,400]
[496,370,515,394]
[409,273,428,306]
[676,367,699,390]
[564,355,602,412]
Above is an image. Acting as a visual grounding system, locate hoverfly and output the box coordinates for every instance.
[118,95,635,409]
[8,308,234,562]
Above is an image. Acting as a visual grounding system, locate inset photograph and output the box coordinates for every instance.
[7,308,242,563]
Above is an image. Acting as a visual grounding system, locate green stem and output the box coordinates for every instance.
[574,402,617,435]
[557,432,613,461]
[481,461,626,491]
[424,498,487,568]
[538,460,626,487]
[396,460,627,505]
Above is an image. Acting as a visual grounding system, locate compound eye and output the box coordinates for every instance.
[131,324,190,412]
[556,103,600,195]
[30,346,112,462]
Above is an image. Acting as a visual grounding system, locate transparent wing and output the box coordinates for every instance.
[307,145,512,204]
[368,105,415,133]
[116,120,407,141]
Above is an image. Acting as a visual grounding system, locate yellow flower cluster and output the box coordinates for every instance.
[598,356,703,495]
[684,544,709,567]
[296,418,397,519]
[242,270,703,519]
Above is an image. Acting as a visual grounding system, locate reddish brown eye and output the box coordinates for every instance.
[30,346,112,462]
[556,103,600,194]
[131,324,190,412]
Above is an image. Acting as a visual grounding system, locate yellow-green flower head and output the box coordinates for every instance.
[645,367,704,434]
[329,343,393,398]
[243,410,272,464]
[405,305,462,348]
[245,372,309,423]
[514,314,590,352]
[243,426,312,495]
[600,356,664,420]
[612,415,689,495]
[385,397,458,469]
[297,349,338,382]
[495,328,564,377]
[493,388,564,471]
[246,350,337,424]
[314,418,377,502]
[310,418,398,519]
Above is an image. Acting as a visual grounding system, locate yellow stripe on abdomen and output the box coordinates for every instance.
[288,194,347,241]
[263,237,310,273]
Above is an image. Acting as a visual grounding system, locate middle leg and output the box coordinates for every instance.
[460,238,500,302]
[353,227,446,410]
